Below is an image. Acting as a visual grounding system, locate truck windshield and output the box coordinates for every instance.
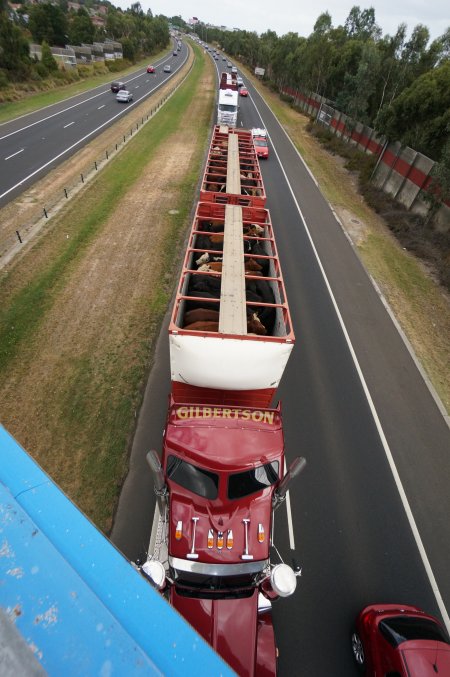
[228,462,279,499]
[167,455,219,499]
[219,104,237,112]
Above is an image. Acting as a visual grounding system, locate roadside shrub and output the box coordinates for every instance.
[53,70,78,84]
[308,122,334,144]
[266,80,279,92]
[77,64,93,78]
[280,92,294,104]
[41,41,58,73]
[29,68,43,81]
[93,61,109,75]
[106,59,128,73]
[57,68,80,83]
[35,62,49,78]
[52,68,68,81]
[288,101,305,115]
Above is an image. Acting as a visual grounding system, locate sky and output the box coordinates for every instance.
[116,0,449,43]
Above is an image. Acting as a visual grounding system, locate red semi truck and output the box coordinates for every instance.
[139,126,305,676]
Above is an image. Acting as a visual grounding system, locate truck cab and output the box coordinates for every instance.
[145,401,304,676]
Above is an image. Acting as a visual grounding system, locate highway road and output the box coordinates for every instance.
[111,48,450,674]
[0,42,189,207]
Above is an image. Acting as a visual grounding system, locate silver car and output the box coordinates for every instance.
[116,89,133,103]
[163,64,171,73]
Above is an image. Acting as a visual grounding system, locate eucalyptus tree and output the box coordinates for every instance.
[259,29,278,75]
[301,12,335,95]
[68,7,95,45]
[270,32,302,86]
[376,61,450,160]
[344,6,381,40]
[335,40,381,122]
[373,23,406,116]
[0,6,31,80]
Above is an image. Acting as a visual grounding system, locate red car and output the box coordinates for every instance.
[252,128,269,159]
[351,604,450,675]
[147,65,155,73]
[240,87,249,97]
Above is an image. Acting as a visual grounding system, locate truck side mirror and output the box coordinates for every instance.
[146,450,168,510]
[272,456,306,509]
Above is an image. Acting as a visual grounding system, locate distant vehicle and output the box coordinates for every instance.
[239,87,248,97]
[214,54,219,59]
[173,51,178,56]
[227,61,232,68]
[352,604,450,676]
[116,89,133,103]
[111,81,125,93]
[222,56,227,61]
[231,66,237,74]
[147,65,155,73]
[237,76,244,87]
[163,64,171,73]
[252,128,269,159]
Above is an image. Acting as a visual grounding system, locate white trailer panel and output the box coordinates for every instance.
[170,334,294,391]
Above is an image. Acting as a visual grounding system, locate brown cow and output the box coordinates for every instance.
[247,313,267,335]
[183,312,267,336]
[183,320,220,332]
[184,308,220,325]
[198,258,262,274]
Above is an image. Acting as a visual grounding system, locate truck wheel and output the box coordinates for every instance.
[351,632,365,671]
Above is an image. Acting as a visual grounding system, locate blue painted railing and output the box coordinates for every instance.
[0,425,234,676]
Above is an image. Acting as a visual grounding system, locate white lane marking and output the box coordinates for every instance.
[286,490,295,550]
[282,457,295,550]
[250,95,450,633]
[98,104,105,110]
[63,121,74,128]
[5,148,24,160]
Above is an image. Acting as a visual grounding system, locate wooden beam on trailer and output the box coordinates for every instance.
[226,133,241,195]
[219,205,247,335]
